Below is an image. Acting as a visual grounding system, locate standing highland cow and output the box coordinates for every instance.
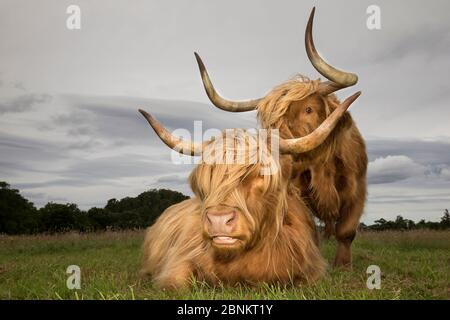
[138,90,359,289]
[194,8,367,268]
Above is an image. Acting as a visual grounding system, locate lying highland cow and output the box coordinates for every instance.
[194,7,367,268]
[138,90,359,289]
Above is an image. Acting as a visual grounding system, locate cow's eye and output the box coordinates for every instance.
[305,106,313,114]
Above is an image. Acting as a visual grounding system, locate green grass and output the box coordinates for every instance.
[0,230,448,300]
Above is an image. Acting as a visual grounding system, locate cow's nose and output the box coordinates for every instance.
[206,210,237,232]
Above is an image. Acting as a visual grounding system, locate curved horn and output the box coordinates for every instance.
[305,7,358,91]
[194,52,261,112]
[139,109,209,156]
[280,91,361,154]
[316,80,345,96]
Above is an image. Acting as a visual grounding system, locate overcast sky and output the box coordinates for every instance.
[1,0,449,223]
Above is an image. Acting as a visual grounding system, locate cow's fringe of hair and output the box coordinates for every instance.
[189,130,287,237]
[257,75,320,129]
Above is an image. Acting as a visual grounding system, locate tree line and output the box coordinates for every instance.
[359,210,450,231]
[0,181,188,234]
[0,181,449,234]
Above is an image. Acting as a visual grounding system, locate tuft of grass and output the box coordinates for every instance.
[0,230,448,300]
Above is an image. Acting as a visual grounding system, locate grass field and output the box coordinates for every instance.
[0,230,448,300]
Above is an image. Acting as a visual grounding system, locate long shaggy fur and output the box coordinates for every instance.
[257,76,320,129]
[256,76,368,267]
[141,130,326,289]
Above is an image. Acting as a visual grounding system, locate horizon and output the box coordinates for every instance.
[3,180,448,226]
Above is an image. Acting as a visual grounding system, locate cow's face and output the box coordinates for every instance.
[286,93,329,138]
[190,160,282,257]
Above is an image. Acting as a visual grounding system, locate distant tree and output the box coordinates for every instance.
[363,211,450,231]
[358,222,368,231]
[392,215,416,230]
[87,207,113,231]
[416,219,427,228]
[0,181,38,234]
[105,198,118,210]
[74,210,91,232]
[103,189,189,230]
[441,209,450,229]
[406,219,416,230]
[372,218,389,231]
[0,182,9,189]
[39,203,82,233]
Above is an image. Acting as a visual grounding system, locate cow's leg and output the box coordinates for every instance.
[334,199,364,269]
[323,220,335,238]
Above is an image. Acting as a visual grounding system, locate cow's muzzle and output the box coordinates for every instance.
[205,208,238,245]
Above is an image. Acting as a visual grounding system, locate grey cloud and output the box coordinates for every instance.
[0,140,40,150]
[155,173,190,184]
[72,96,257,131]
[366,139,450,184]
[368,155,425,184]
[67,126,94,137]
[0,133,70,164]
[1,128,183,182]
[48,110,95,137]
[13,81,26,91]
[46,196,69,203]
[366,139,450,166]
[15,179,96,189]
[52,111,92,126]
[440,167,450,180]
[369,194,450,204]
[62,154,181,180]
[13,153,190,190]
[21,191,46,200]
[66,139,102,150]
[0,133,71,180]
[0,93,51,114]
[0,160,44,176]
[370,24,450,64]
[41,94,257,152]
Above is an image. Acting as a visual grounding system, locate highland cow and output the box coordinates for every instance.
[138,90,359,289]
[193,7,367,268]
